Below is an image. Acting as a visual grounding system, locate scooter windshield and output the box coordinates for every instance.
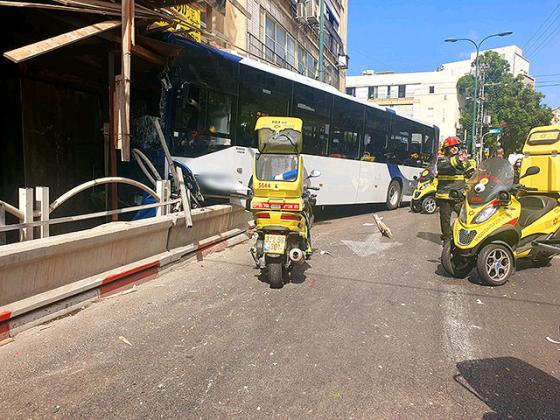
[466,158,514,205]
[256,154,299,182]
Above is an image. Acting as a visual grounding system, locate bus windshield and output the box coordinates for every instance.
[256,154,299,182]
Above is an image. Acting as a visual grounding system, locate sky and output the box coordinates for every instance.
[347,0,560,108]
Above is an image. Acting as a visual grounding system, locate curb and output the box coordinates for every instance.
[0,228,252,342]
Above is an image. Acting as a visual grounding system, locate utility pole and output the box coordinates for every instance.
[318,0,325,82]
[444,31,512,155]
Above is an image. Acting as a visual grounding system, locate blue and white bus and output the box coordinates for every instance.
[167,37,439,208]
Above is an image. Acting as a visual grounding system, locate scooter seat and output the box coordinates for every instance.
[518,196,558,228]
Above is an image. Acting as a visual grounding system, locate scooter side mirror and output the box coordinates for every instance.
[413,175,418,181]
[449,189,461,200]
[308,170,321,178]
[520,166,540,179]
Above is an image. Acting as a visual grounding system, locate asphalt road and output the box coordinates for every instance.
[1,206,559,419]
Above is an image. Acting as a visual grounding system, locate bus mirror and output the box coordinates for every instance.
[308,170,321,178]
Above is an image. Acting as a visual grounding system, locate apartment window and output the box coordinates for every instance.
[297,45,306,75]
[368,86,378,99]
[307,53,317,78]
[427,107,434,118]
[386,86,391,98]
[398,85,406,98]
[265,15,275,63]
[265,15,291,67]
[429,86,435,94]
[286,35,296,68]
[346,87,356,96]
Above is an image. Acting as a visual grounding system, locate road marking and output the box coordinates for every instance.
[341,233,400,257]
[442,286,477,362]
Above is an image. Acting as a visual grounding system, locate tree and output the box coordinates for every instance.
[457,51,553,154]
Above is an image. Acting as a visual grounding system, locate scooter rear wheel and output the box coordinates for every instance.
[441,241,473,278]
[268,259,285,289]
[476,243,515,286]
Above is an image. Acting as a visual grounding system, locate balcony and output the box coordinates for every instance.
[247,32,299,74]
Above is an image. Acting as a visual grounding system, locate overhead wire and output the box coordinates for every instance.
[525,12,560,58]
[523,2,560,52]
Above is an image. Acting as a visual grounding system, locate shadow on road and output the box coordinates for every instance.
[314,203,387,222]
[256,263,310,288]
[289,262,310,285]
[454,357,560,419]
[417,231,442,245]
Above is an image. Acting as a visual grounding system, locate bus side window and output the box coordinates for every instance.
[408,131,423,167]
[387,123,410,165]
[422,131,436,166]
[173,86,205,156]
[206,91,233,148]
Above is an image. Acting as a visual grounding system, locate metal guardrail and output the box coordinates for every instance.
[0,178,186,245]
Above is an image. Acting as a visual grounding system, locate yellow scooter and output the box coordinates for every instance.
[250,117,321,288]
[411,168,438,214]
[442,126,560,286]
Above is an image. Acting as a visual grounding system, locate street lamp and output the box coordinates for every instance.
[445,31,512,155]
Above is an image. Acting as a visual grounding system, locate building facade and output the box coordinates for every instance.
[552,107,560,125]
[195,0,349,91]
[346,45,533,141]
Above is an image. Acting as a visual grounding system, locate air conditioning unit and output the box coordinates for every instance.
[305,0,320,25]
[296,2,306,21]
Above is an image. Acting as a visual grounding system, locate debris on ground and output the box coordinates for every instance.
[319,250,333,256]
[119,336,133,346]
[372,213,393,239]
[545,336,560,344]
[362,222,375,226]
[0,337,15,347]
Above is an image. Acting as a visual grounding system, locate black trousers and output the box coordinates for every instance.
[437,199,455,242]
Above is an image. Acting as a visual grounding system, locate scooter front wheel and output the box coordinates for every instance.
[441,241,473,279]
[477,243,515,286]
[422,196,437,214]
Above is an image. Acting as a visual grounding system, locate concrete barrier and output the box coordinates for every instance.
[0,204,252,311]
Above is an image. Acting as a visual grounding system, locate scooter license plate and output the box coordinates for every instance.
[264,234,286,254]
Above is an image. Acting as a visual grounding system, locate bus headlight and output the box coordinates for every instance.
[474,205,497,224]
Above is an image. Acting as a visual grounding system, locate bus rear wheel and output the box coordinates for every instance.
[386,180,402,210]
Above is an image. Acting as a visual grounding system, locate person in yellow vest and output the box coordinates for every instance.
[435,136,472,243]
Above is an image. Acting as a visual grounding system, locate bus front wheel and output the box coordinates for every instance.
[386,180,402,210]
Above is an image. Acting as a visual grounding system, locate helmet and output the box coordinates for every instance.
[442,136,460,149]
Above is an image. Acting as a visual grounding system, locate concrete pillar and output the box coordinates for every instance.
[35,187,50,238]
[18,188,34,241]
[0,203,5,245]
[156,180,166,216]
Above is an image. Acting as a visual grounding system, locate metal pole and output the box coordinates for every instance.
[479,132,490,164]
[470,44,479,157]
[318,0,325,82]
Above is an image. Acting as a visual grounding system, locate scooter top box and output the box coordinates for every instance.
[521,125,560,193]
[255,117,303,154]
[523,125,560,155]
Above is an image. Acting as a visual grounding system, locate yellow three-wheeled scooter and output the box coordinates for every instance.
[250,117,321,288]
[442,125,560,286]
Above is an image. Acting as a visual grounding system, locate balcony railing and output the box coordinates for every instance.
[246,32,340,89]
[247,32,300,75]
